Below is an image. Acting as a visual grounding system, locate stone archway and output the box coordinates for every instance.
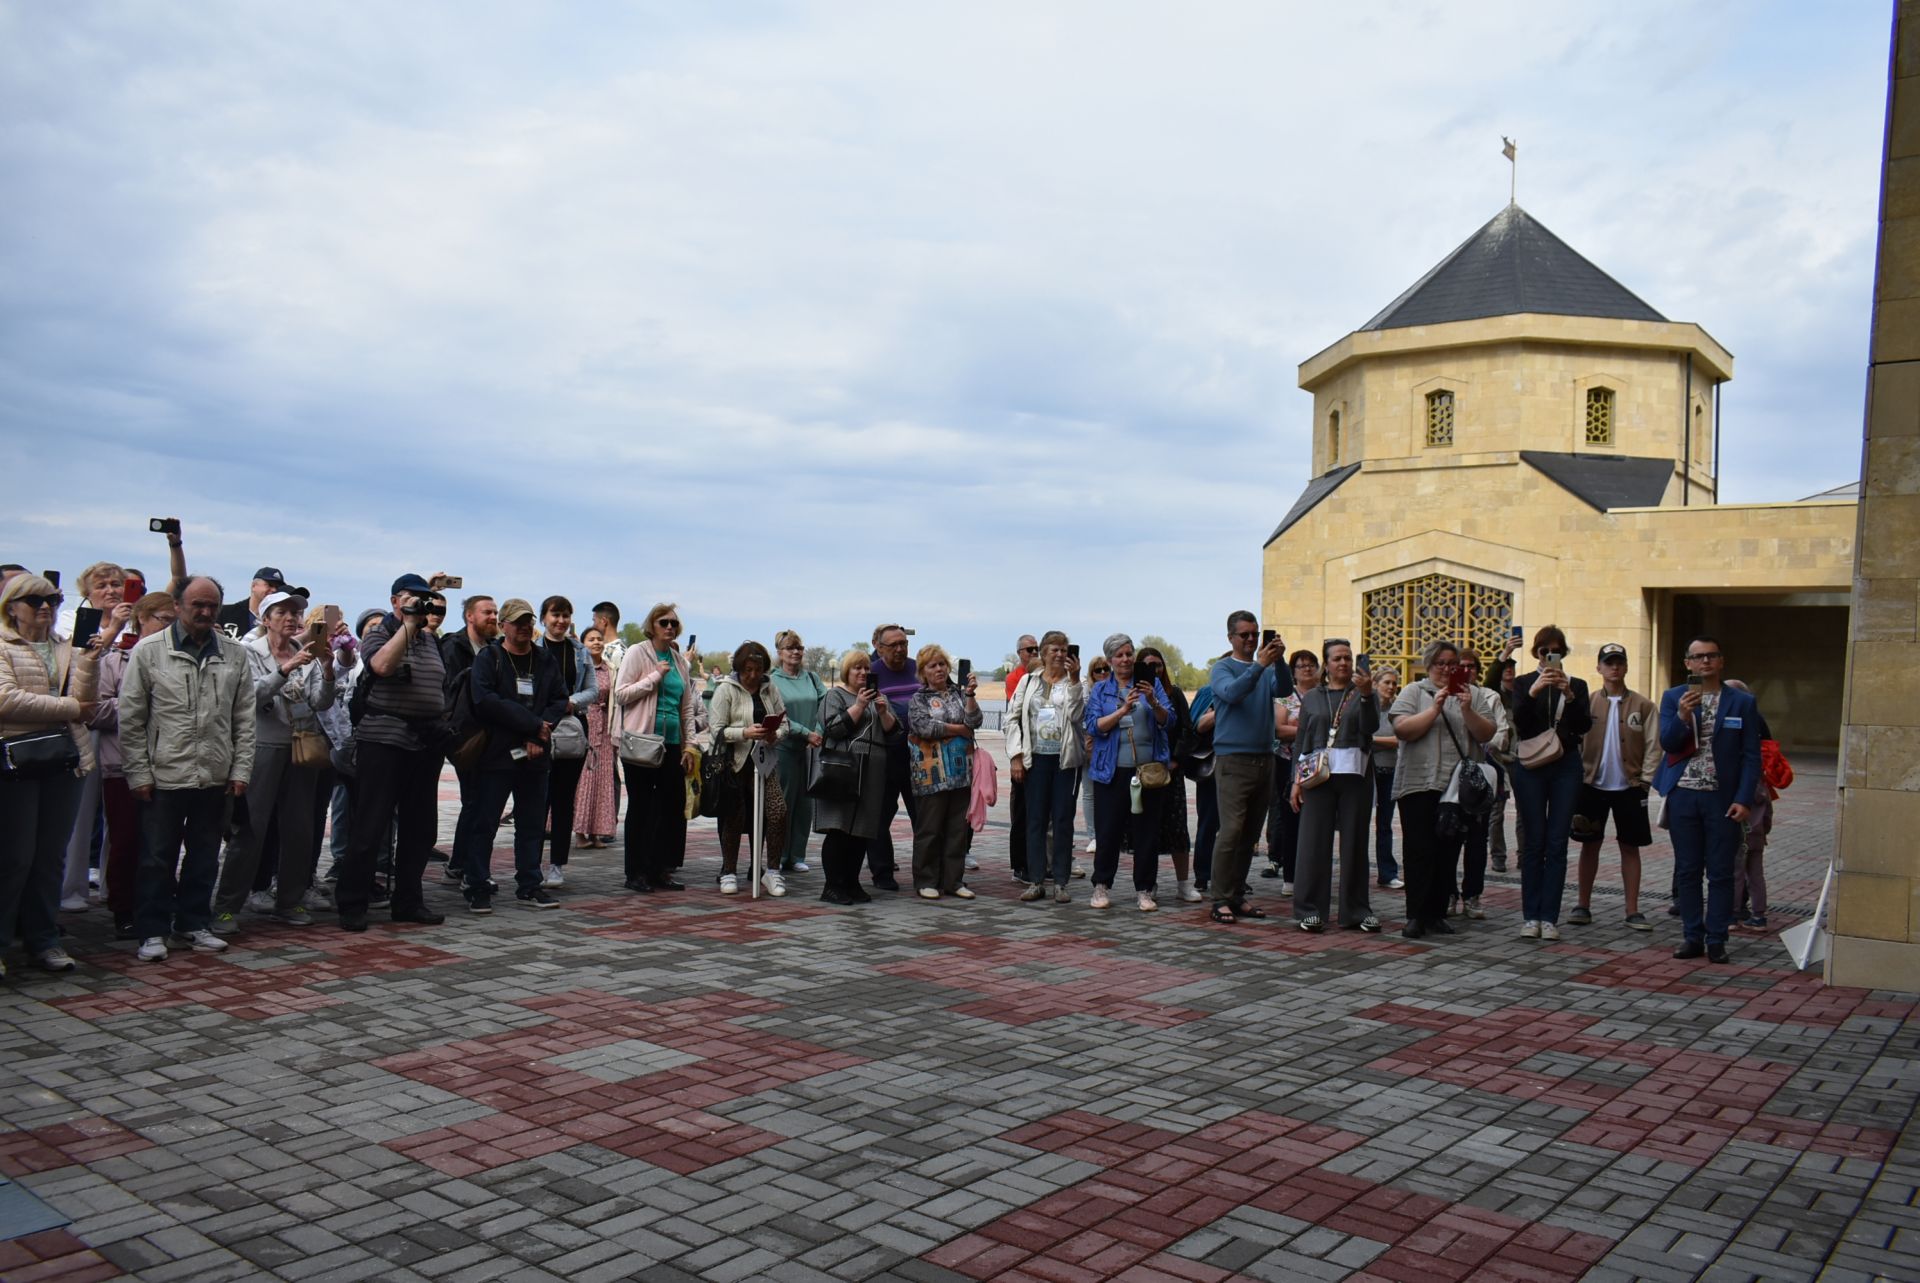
[1362,572,1514,680]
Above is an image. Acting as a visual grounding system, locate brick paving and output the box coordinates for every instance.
[1,743,1915,1283]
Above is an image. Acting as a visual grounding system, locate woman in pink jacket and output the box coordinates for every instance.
[613,603,702,894]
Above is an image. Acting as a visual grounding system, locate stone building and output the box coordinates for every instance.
[1262,204,1857,751]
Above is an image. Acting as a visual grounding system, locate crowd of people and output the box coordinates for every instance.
[0,526,1784,976]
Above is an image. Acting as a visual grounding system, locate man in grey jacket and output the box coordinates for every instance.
[120,576,254,961]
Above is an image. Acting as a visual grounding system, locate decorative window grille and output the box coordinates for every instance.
[1585,387,1615,446]
[1425,391,1454,447]
[1362,573,1513,680]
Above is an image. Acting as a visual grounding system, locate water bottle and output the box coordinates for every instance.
[1129,773,1143,815]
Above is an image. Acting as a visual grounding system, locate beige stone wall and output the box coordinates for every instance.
[1830,0,1920,992]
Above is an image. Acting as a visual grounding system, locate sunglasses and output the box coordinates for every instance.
[15,594,61,610]
[658,619,681,628]
[1019,646,1039,654]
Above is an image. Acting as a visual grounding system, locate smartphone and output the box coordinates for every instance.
[1510,624,1524,642]
[685,634,696,652]
[442,576,463,589]
[1541,653,1563,671]
[1068,643,1080,660]
[43,570,59,588]
[148,517,181,535]
[865,671,878,694]
[123,576,145,603]
[323,604,342,636]
[1261,628,1276,648]
[305,618,327,646]
[1356,652,1371,672]
[759,711,786,733]
[72,606,102,651]
[957,658,971,685]
[1686,673,1703,688]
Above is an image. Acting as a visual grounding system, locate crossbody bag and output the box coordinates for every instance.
[1294,686,1356,791]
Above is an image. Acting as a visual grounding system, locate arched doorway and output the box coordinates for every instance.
[1362,573,1514,680]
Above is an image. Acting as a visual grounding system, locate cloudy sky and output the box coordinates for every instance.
[0,2,1892,667]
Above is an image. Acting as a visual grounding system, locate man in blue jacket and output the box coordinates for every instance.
[1653,635,1762,963]
[1205,610,1291,923]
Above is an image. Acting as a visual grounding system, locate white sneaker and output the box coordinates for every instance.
[792,859,810,873]
[59,895,88,912]
[184,928,228,953]
[1280,881,1293,898]
[246,890,275,913]
[543,865,565,888]
[1520,920,1540,939]
[302,886,334,911]
[963,856,979,870]
[1084,838,1096,853]
[952,885,975,900]
[37,947,76,972]
[1540,922,1561,941]
[1090,886,1111,909]
[761,870,787,898]
[136,937,169,962]
[1388,877,1405,890]
[1071,862,1088,879]
[719,873,739,895]
[1138,893,1157,913]
[917,887,940,899]
[1176,879,1203,903]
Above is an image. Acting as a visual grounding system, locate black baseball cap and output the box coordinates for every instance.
[390,573,433,596]
[252,566,287,586]
[1598,643,1628,662]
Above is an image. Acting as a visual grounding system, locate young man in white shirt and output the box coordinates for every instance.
[1569,644,1660,930]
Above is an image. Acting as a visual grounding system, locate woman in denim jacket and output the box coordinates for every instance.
[1082,633,1173,913]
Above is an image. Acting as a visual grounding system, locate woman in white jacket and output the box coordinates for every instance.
[210,592,335,929]
[1005,632,1086,903]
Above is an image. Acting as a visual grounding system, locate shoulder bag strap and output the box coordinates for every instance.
[1436,688,1477,762]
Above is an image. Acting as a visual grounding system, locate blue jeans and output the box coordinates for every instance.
[1509,751,1582,924]
[1022,753,1078,885]
[1668,786,1739,946]
[137,786,229,939]
[460,766,551,895]
[1370,764,1398,883]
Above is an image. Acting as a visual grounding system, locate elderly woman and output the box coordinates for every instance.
[905,644,982,900]
[1368,666,1403,891]
[573,626,618,849]
[211,591,336,930]
[1287,640,1381,932]
[769,630,827,875]
[1084,633,1174,912]
[0,573,101,974]
[1508,625,1594,941]
[813,649,899,904]
[1005,630,1084,902]
[59,560,131,912]
[92,592,177,937]
[613,603,701,893]
[1387,640,1511,940]
[709,640,795,897]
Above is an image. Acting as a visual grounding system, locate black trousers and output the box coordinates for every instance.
[464,765,550,895]
[1007,776,1027,874]
[866,738,916,875]
[622,753,686,884]
[821,829,864,893]
[1093,769,1166,893]
[339,741,440,916]
[546,754,586,867]
[1397,790,1463,926]
[136,786,228,939]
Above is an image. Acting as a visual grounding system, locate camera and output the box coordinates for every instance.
[148,517,181,536]
[400,596,433,617]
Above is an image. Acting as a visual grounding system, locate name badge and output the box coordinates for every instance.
[516,676,534,698]
[1724,716,1742,729]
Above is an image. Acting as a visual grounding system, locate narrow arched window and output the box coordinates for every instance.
[1585,387,1615,446]
[1425,391,1454,447]
[1329,410,1341,463]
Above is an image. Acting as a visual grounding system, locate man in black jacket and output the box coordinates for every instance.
[439,595,499,886]
[457,598,567,913]
[216,567,293,639]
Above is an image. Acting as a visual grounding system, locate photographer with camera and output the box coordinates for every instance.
[1386,640,1508,940]
[336,573,449,932]
[1507,626,1593,942]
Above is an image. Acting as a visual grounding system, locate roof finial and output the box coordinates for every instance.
[1501,136,1517,206]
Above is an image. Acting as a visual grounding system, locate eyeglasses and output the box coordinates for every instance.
[1231,630,1258,641]
[15,594,60,610]
[1686,652,1722,662]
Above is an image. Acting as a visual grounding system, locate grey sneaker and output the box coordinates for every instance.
[36,947,76,972]
[1465,897,1485,920]
[1568,905,1593,926]
[1054,885,1070,904]
[245,890,275,913]
[1019,883,1047,902]
[271,905,314,927]
[1624,912,1652,931]
[211,911,239,935]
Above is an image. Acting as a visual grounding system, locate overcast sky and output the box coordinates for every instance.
[0,1,1892,667]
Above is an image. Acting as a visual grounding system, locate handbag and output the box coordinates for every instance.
[1124,719,1170,789]
[551,714,587,761]
[290,728,331,770]
[1294,687,1355,792]
[806,739,859,801]
[1436,695,1497,818]
[697,735,737,818]
[1515,681,1567,769]
[619,730,666,768]
[0,728,80,779]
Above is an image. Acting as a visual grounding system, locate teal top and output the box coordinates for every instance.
[770,667,824,741]
[655,649,684,743]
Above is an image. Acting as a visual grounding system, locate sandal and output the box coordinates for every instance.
[1233,901,1268,920]
[1209,904,1238,925]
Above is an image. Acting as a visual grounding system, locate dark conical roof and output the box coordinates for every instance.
[1360,204,1667,332]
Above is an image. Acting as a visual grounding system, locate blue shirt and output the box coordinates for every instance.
[1083,675,1171,784]
[1207,655,1291,756]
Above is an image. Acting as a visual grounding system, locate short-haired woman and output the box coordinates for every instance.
[813,650,899,904]
[1005,630,1084,901]
[613,603,701,893]
[905,644,982,899]
[769,629,827,875]
[710,641,795,897]
[1368,666,1403,893]
[1083,633,1173,912]
[1508,625,1593,941]
[212,591,336,929]
[1386,640,1510,939]
[573,627,618,848]
[1287,640,1380,932]
[0,574,100,974]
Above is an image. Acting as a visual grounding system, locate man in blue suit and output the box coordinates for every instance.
[1653,635,1762,963]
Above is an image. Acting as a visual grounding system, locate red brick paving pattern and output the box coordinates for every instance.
[0,1117,154,1179]
[0,1228,124,1282]
[880,932,1214,1028]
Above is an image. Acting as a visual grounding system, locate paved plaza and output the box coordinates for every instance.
[1,744,1916,1283]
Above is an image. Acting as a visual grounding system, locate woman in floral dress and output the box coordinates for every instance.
[574,627,618,847]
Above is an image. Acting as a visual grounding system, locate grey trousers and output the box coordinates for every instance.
[910,790,971,894]
[1294,772,1374,926]
[215,742,320,916]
